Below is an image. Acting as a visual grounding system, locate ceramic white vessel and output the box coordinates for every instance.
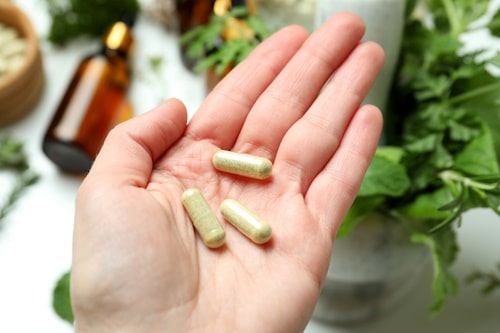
[313,213,430,324]
[255,0,316,31]
[315,0,406,144]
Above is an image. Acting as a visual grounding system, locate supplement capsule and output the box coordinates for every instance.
[182,188,226,248]
[220,199,272,244]
[212,150,272,180]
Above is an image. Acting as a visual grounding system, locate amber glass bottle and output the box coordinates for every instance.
[42,19,134,174]
[176,0,215,34]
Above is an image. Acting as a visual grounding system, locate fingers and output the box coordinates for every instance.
[88,99,188,187]
[275,41,385,192]
[233,13,366,158]
[306,104,383,239]
[185,24,309,148]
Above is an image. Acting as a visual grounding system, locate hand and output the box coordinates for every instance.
[71,13,384,333]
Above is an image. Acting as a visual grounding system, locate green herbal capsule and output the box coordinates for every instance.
[220,199,272,244]
[181,188,225,248]
[212,150,272,180]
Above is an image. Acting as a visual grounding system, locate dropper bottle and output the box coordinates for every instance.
[42,17,135,174]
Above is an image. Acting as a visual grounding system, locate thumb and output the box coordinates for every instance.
[89,98,188,187]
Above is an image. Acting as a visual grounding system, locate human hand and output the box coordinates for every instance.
[70,13,384,333]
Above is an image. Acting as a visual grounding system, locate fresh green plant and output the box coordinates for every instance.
[44,0,141,45]
[0,136,39,230]
[339,0,500,315]
[179,7,273,76]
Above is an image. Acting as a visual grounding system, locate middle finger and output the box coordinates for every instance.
[232,13,366,159]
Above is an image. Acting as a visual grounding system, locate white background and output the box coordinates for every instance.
[0,1,499,332]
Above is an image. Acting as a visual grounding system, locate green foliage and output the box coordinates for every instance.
[0,137,30,170]
[412,230,459,315]
[52,271,73,324]
[180,7,273,76]
[45,0,140,45]
[344,0,500,314]
[0,137,40,229]
[337,149,410,238]
[358,152,411,197]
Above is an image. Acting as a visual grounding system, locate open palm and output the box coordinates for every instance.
[71,13,384,333]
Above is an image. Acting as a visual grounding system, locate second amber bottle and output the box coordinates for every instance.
[43,19,134,174]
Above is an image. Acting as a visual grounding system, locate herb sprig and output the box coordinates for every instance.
[0,137,39,230]
[179,7,273,76]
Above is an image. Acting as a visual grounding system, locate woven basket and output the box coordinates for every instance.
[0,1,44,127]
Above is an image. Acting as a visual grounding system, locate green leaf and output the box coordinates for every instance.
[404,134,440,153]
[414,75,451,101]
[52,271,73,324]
[374,146,405,163]
[430,140,454,169]
[357,154,411,197]
[337,196,385,238]
[400,187,455,220]
[448,119,480,142]
[246,15,273,39]
[487,8,500,38]
[411,230,459,315]
[454,123,500,175]
[0,137,29,170]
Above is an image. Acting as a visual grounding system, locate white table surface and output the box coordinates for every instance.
[1,1,499,332]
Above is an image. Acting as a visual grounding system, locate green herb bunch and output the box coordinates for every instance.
[340,0,500,315]
[179,7,273,76]
[44,0,141,46]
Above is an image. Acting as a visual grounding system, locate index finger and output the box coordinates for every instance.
[185,24,309,148]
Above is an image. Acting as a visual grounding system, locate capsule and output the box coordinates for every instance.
[181,188,225,248]
[212,150,272,180]
[220,199,272,244]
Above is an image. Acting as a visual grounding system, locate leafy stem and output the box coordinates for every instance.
[0,172,40,229]
[440,170,499,191]
[430,170,500,232]
[449,81,500,105]
[441,0,463,37]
